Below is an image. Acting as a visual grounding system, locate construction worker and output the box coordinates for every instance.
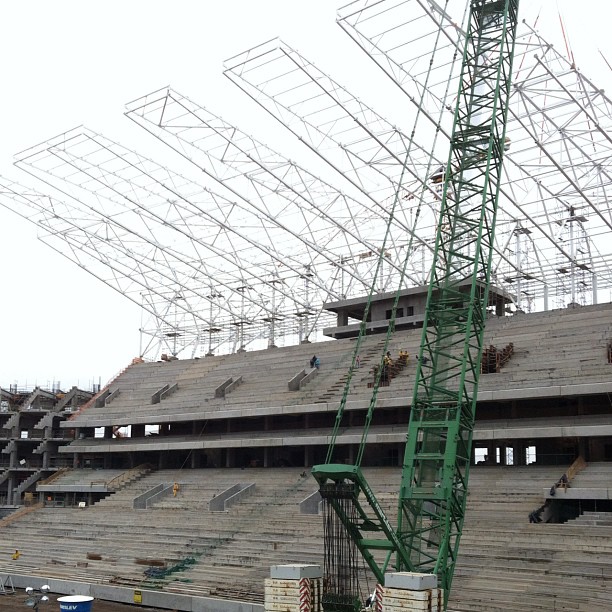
[172,482,180,497]
[11,549,20,560]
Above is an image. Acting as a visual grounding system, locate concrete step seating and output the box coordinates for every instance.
[71,340,360,422]
[569,511,612,527]
[2,464,612,610]
[566,462,612,488]
[64,302,612,432]
[39,468,125,486]
[0,467,326,601]
[450,463,612,611]
[486,308,612,381]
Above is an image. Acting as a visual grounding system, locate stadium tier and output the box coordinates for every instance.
[1,302,612,610]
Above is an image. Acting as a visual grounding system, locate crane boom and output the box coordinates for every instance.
[312,0,520,609]
[398,0,519,597]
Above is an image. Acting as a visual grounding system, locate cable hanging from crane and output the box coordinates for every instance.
[322,483,362,612]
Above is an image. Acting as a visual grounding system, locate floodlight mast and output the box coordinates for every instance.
[312,1,520,610]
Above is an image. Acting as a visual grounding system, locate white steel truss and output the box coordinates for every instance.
[224,4,612,307]
[124,87,428,290]
[14,127,416,355]
[0,176,211,357]
[12,130,349,354]
[335,0,612,303]
[3,0,612,359]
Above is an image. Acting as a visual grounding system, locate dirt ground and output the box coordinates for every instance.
[0,589,163,611]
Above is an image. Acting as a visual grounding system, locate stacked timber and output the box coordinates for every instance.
[265,564,323,612]
[381,573,443,612]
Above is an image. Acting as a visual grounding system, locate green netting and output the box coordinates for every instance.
[143,555,198,585]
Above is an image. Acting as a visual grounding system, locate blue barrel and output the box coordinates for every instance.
[57,595,94,612]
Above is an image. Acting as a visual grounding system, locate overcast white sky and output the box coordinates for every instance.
[0,1,609,391]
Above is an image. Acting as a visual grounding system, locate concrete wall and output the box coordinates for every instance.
[4,573,264,612]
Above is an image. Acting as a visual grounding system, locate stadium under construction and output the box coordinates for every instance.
[1,1,612,610]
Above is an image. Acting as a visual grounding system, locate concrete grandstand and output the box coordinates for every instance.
[2,1,612,609]
[2,297,612,611]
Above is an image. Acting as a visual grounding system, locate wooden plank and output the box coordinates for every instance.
[381,587,442,612]
[264,586,303,592]
[382,588,437,601]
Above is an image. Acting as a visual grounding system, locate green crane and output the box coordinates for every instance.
[312,0,520,609]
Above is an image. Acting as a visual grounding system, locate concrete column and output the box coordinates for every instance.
[578,438,588,460]
[487,444,496,465]
[7,475,15,505]
[347,445,355,464]
[263,447,269,468]
[589,439,605,461]
[265,565,322,612]
[515,442,525,466]
[304,446,311,467]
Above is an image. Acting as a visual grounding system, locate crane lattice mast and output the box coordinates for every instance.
[312,0,520,609]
